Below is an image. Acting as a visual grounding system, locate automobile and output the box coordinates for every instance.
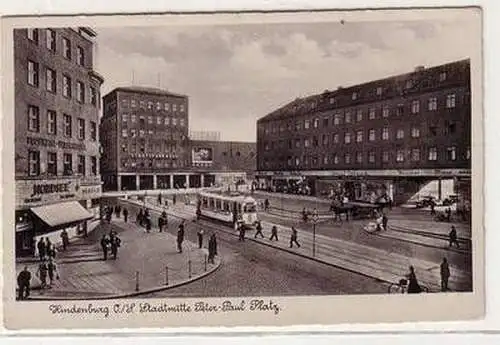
[415,195,436,208]
[442,194,459,206]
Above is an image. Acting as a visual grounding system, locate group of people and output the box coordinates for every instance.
[100,231,122,261]
[136,208,152,232]
[103,205,129,224]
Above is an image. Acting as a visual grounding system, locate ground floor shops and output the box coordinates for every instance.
[256,168,471,205]
[15,177,102,257]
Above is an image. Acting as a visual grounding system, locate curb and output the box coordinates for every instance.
[26,258,223,301]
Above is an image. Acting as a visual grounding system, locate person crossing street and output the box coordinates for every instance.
[177,221,185,253]
[254,221,264,238]
[289,227,301,248]
[440,257,451,291]
[449,225,460,249]
[17,266,32,300]
[269,225,278,241]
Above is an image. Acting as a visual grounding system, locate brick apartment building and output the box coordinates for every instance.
[14,27,104,256]
[256,59,471,204]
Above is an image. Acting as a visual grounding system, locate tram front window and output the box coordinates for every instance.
[244,204,257,213]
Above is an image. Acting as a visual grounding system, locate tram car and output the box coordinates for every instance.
[196,191,259,230]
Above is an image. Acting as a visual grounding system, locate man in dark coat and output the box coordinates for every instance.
[173,194,177,205]
[123,208,128,223]
[110,233,121,260]
[264,199,270,211]
[238,224,246,242]
[382,214,388,231]
[177,222,185,253]
[406,266,422,293]
[17,266,32,300]
[254,221,264,238]
[100,234,109,261]
[37,238,46,261]
[440,257,451,292]
[158,215,164,233]
[289,227,300,248]
[208,234,218,264]
[269,225,278,241]
[60,229,69,251]
[449,226,460,248]
[197,228,204,248]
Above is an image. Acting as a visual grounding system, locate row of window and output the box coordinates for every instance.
[263,123,457,150]
[120,128,186,140]
[27,105,97,140]
[120,98,186,113]
[27,60,99,106]
[121,143,182,155]
[27,29,86,66]
[121,114,186,126]
[261,146,470,169]
[28,150,97,177]
[263,93,461,134]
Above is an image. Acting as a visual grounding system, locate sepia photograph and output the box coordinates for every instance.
[1,7,483,329]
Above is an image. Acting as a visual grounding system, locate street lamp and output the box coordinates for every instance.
[312,212,319,257]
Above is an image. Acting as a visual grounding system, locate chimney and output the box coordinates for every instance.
[414,65,425,72]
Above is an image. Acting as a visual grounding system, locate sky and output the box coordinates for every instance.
[94,14,479,142]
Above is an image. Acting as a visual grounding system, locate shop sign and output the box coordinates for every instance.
[16,179,78,207]
[78,185,102,199]
[26,137,86,151]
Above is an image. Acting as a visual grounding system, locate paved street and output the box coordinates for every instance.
[121,198,391,297]
[147,196,472,292]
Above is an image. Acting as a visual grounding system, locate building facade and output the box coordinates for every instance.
[256,59,471,204]
[14,27,104,256]
[100,86,191,191]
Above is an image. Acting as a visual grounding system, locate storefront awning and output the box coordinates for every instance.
[31,201,93,228]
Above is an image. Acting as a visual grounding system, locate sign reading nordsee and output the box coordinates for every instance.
[31,182,70,197]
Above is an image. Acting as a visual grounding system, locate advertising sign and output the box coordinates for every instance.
[192,147,213,163]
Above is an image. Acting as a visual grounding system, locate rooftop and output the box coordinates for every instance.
[111,86,188,99]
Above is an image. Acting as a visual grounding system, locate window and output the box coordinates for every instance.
[345,153,351,164]
[47,110,56,135]
[131,100,137,108]
[304,139,311,148]
[411,149,420,161]
[411,100,420,114]
[396,129,404,139]
[139,101,146,108]
[356,152,363,164]
[397,104,404,116]
[446,122,457,134]
[352,92,358,100]
[180,118,185,127]
[369,129,376,141]
[148,116,153,124]
[356,130,363,142]
[62,37,71,59]
[28,151,40,176]
[46,29,56,51]
[344,132,351,144]
[165,117,170,125]
[27,28,38,43]
[27,60,39,87]
[45,67,56,92]
[382,105,389,118]
[333,133,339,144]
[382,151,389,163]
[329,97,335,104]
[345,112,351,124]
[429,126,438,136]
[91,157,97,175]
[313,118,319,128]
[369,108,376,120]
[76,81,85,103]
[155,102,161,111]
[295,157,300,166]
[122,114,128,122]
[62,75,72,98]
[323,118,329,127]
[428,97,438,111]
[334,114,341,125]
[173,104,177,112]
[428,147,438,161]
[295,139,301,148]
[77,118,85,140]
[164,103,170,111]
[180,104,185,112]
[28,105,40,132]
[396,150,405,162]
[90,87,97,106]
[405,80,413,89]
[368,151,375,163]
[122,129,128,138]
[446,94,456,108]
[63,114,72,137]
[90,121,97,141]
[376,87,383,96]
[47,152,57,176]
[411,127,420,138]
[304,120,310,129]
[146,101,152,110]
[77,46,84,66]
[322,134,329,146]
[356,110,363,122]
[131,115,137,123]
[77,155,86,175]
[382,127,389,140]
[333,154,339,164]
[439,72,447,82]
[172,118,177,126]
[156,116,161,125]
[130,129,137,138]
[447,146,457,161]
[63,153,72,175]
[139,130,145,137]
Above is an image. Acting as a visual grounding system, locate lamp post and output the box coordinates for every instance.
[312,213,318,257]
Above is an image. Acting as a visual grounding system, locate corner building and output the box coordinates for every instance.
[256,59,471,204]
[14,28,104,256]
[100,87,191,191]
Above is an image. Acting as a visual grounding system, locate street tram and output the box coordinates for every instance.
[196,191,259,230]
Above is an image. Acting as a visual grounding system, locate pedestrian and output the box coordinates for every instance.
[254,221,264,238]
[302,207,308,223]
[406,266,422,294]
[158,214,165,233]
[106,208,112,223]
[430,201,436,215]
[161,211,168,230]
[60,229,69,251]
[37,260,48,290]
[136,209,144,226]
[238,224,246,242]
[173,194,177,205]
[100,234,109,261]
[116,205,122,218]
[144,209,151,233]
[382,214,388,231]
[197,228,204,248]
[158,193,162,205]
[177,222,185,253]
[264,199,270,211]
[37,238,46,261]
[290,227,301,248]
[123,208,128,223]
[269,225,278,241]
[449,225,460,248]
[47,257,58,287]
[17,266,32,300]
[110,234,121,260]
[440,257,451,292]
[45,238,53,257]
[446,207,452,222]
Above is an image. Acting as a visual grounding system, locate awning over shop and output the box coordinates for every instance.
[31,201,93,228]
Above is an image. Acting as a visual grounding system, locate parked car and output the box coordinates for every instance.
[442,194,459,206]
[415,196,436,209]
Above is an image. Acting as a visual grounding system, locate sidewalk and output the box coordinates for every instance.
[158,201,472,292]
[15,218,221,300]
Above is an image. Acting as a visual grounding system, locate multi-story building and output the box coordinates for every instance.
[100,86,191,191]
[14,27,104,256]
[256,59,471,204]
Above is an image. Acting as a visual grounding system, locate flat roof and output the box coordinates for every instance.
[110,86,188,99]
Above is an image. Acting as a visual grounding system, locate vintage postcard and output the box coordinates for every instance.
[1,8,484,330]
